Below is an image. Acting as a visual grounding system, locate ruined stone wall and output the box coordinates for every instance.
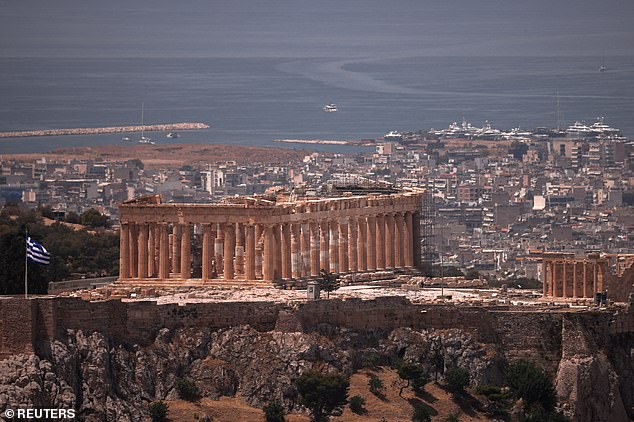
[0,298,35,359]
[1,295,633,368]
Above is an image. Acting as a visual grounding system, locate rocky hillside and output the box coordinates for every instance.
[0,304,633,421]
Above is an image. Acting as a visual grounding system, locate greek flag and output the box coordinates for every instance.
[26,236,50,265]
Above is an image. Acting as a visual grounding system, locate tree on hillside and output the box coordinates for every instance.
[294,371,349,422]
[445,367,470,394]
[319,269,340,299]
[263,401,286,422]
[397,362,429,397]
[0,209,119,294]
[430,338,445,382]
[505,360,556,413]
[80,208,111,228]
[148,401,168,422]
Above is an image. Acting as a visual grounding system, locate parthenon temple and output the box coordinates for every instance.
[542,252,634,301]
[118,191,424,285]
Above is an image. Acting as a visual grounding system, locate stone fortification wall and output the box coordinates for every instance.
[1,296,633,368]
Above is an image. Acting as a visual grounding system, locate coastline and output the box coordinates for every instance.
[273,139,374,146]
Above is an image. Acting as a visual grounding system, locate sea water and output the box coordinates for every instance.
[0,56,632,154]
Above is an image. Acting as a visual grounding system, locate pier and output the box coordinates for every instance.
[0,122,210,139]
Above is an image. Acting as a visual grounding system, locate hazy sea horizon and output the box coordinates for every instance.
[0,55,633,154]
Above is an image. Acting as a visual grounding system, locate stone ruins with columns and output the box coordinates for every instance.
[118,191,424,286]
[542,252,634,302]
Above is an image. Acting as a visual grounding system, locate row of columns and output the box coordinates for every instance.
[120,211,421,282]
[542,259,606,299]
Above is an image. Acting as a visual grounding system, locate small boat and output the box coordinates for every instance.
[166,132,179,139]
[138,103,154,144]
[599,55,607,72]
[121,136,132,142]
[323,103,338,112]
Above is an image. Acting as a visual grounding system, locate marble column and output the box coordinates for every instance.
[202,223,212,280]
[153,223,160,277]
[320,221,330,273]
[300,223,311,277]
[291,224,301,279]
[385,213,394,269]
[255,225,263,279]
[235,224,245,276]
[593,262,598,295]
[224,223,235,280]
[172,224,181,275]
[281,223,292,279]
[376,214,386,269]
[542,259,548,297]
[137,223,148,279]
[180,223,191,279]
[120,223,130,279]
[263,225,274,281]
[358,216,367,271]
[348,217,358,273]
[404,212,413,267]
[329,221,339,274]
[147,223,155,278]
[209,224,217,277]
[215,224,224,274]
[394,213,404,268]
[339,220,348,273]
[159,223,169,279]
[366,215,376,270]
[245,224,256,280]
[310,222,320,276]
[573,261,578,298]
[552,261,560,297]
[129,223,138,278]
[583,261,588,298]
[273,225,282,280]
[549,261,555,296]
[562,261,567,298]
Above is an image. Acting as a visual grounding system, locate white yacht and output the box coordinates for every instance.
[322,103,338,112]
[566,121,593,138]
[383,131,403,142]
[589,117,620,136]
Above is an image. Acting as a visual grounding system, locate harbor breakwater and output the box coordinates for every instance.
[0,122,210,139]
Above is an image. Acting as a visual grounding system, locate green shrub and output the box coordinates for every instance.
[445,367,470,393]
[412,403,432,422]
[148,401,168,422]
[263,401,286,422]
[506,360,556,412]
[446,412,460,422]
[398,362,429,395]
[368,375,385,396]
[294,371,349,422]
[176,378,200,402]
[349,395,366,415]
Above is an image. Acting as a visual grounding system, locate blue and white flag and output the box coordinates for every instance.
[26,236,50,265]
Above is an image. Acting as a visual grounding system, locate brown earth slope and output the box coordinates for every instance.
[165,368,489,422]
[4,144,309,168]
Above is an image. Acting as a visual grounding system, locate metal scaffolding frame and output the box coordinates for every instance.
[420,190,435,276]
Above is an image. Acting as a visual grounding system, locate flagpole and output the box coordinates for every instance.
[24,227,28,299]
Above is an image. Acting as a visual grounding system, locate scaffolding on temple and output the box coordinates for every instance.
[420,190,434,276]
